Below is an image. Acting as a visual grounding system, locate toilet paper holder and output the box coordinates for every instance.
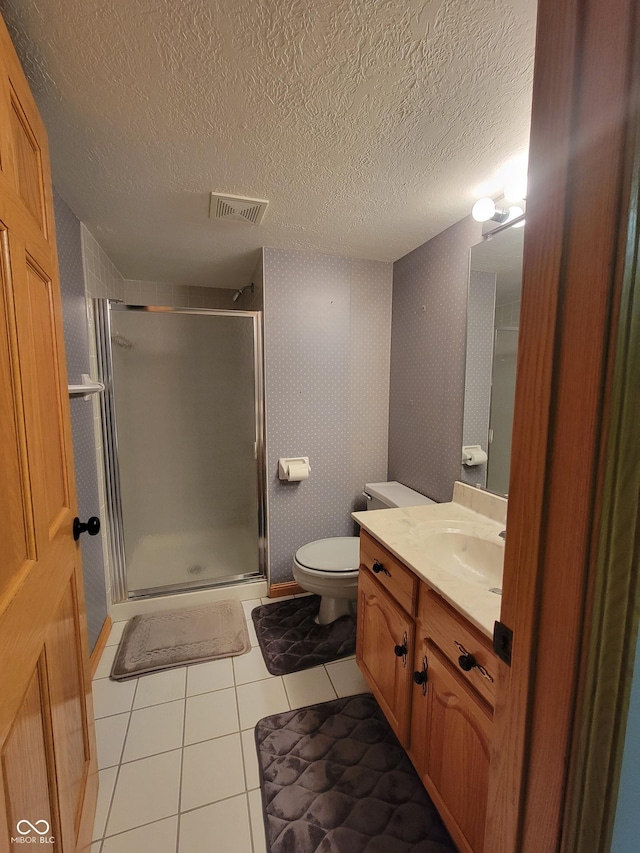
[278,457,311,481]
[462,445,488,466]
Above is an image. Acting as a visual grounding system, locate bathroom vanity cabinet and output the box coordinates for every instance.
[356,529,496,853]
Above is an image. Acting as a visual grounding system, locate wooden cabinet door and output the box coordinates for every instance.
[356,568,414,746]
[408,631,430,773]
[0,13,97,853]
[422,643,492,853]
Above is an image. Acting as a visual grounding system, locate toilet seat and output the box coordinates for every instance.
[295,537,360,574]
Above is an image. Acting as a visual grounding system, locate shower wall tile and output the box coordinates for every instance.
[120,281,262,311]
[54,189,108,651]
[389,215,483,504]
[263,249,392,585]
[81,225,125,301]
[461,270,496,488]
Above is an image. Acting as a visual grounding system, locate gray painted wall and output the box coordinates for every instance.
[388,215,482,503]
[263,248,392,584]
[54,189,107,651]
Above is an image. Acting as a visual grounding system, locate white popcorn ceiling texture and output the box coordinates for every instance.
[0,0,535,288]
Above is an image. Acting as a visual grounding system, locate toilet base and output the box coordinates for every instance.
[315,595,356,626]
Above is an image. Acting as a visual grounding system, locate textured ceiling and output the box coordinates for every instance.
[0,0,536,288]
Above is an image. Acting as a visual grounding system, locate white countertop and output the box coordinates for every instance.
[352,493,505,638]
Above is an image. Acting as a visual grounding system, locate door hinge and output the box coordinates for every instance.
[493,620,513,666]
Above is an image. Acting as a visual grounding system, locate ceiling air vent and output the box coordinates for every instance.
[209,193,268,225]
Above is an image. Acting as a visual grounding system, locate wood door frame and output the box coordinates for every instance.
[485,0,640,850]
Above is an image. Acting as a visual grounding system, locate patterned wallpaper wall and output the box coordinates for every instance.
[461,269,496,487]
[53,190,107,651]
[388,215,482,503]
[263,249,393,584]
[81,226,127,608]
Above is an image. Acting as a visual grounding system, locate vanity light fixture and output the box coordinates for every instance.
[471,197,510,223]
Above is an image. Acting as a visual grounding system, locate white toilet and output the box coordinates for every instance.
[292,481,434,625]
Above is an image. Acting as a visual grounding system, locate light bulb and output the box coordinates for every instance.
[506,205,524,223]
[472,198,497,222]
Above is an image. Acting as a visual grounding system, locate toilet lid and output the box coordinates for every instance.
[295,537,360,573]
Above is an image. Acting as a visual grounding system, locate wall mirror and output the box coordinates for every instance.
[462,221,525,496]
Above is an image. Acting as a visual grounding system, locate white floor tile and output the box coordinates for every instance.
[91,843,102,853]
[184,688,238,745]
[240,728,260,790]
[283,667,337,710]
[101,816,178,853]
[236,678,289,730]
[232,646,271,685]
[260,595,293,605]
[186,658,234,697]
[122,700,184,762]
[181,733,245,811]
[133,668,186,709]
[106,621,128,646]
[246,618,259,647]
[94,645,118,680]
[241,598,262,618]
[92,766,117,841]
[248,787,267,853]
[93,678,137,719]
[325,658,371,698]
[95,713,129,769]
[178,794,252,853]
[106,750,181,837]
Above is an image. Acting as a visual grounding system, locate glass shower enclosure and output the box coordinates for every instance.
[95,301,266,599]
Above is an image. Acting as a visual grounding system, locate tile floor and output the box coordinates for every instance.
[91,595,370,852]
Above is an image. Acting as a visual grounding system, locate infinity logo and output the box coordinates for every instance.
[16,820,50,836]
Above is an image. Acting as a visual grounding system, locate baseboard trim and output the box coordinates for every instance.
[268,581,305,598]
[90,616,112,679]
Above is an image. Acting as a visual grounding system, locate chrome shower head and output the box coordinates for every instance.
[232,282,255,303]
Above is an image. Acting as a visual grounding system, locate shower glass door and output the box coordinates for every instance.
[101,304,265,597]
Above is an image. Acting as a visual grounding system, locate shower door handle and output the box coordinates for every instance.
[73,516,101,541]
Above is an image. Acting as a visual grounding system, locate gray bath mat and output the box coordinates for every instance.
[251,595,355,676]
[110,600,250,680]
[255,694,456,853]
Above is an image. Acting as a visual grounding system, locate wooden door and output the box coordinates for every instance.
[0,14,97,853]
[422,644,492,853]
[356,569,414,746]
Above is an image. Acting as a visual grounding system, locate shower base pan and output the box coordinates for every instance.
[126,526,261,597]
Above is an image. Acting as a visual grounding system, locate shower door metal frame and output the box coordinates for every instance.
[94,299,268,601]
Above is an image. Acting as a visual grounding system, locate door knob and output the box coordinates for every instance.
[73,516,101,541]
[458,652,478,672]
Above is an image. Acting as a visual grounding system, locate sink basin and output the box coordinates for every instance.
[423,530,504,587]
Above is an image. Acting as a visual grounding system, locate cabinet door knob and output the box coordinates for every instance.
[372,561,391,577]
[458,653,478,672]
[413,656,428,695]
[73,516,101,541]
[393,632,409,667]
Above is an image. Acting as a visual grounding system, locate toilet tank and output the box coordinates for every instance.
[363,481,435,510]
